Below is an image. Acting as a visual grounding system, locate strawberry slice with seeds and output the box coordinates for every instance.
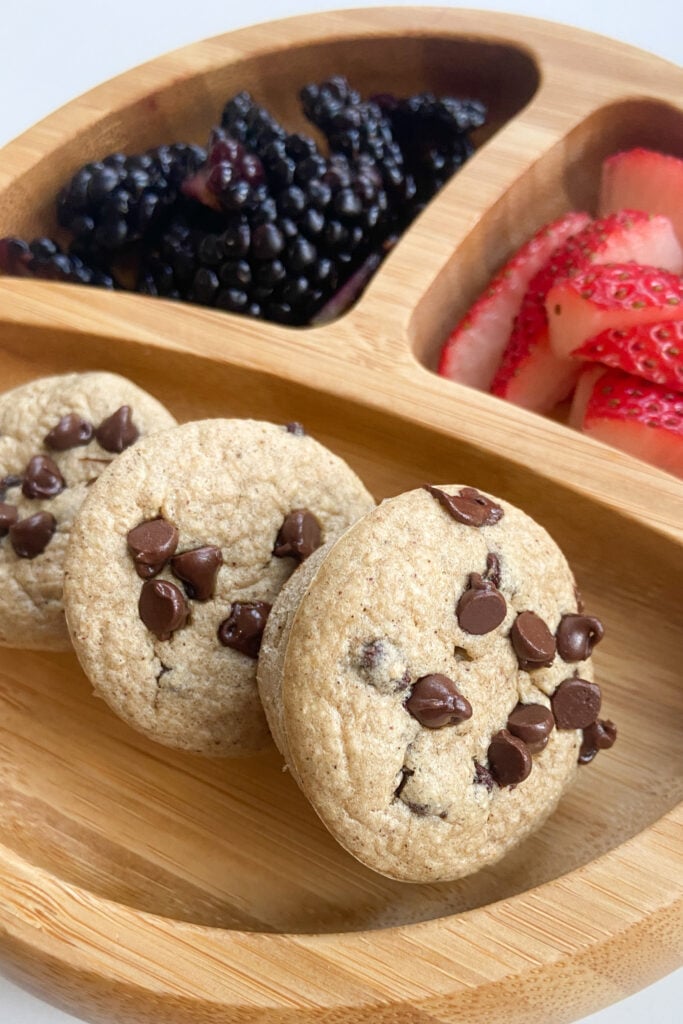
[572,321,683,391]
[437,212,591,389]
[489,211,682,412]
[547,263,683,361]
[599,148,683,248]
[570,366,683,478]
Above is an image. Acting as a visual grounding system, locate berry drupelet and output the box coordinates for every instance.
[0,236,115,287]
[56,143,206,257]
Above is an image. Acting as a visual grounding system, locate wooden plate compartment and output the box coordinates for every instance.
[0,9,681,1024]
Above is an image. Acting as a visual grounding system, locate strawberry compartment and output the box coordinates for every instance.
[414,98,683,372]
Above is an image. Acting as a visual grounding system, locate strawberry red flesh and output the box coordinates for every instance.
[437,211,590,389]
[490,210,682,412]
[547,263,683,360]
[570,366,683,477]
[571,321,683,391]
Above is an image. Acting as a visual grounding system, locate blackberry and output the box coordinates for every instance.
[0,236,115,287]
[182,128,267,214]
[374,92,487,203]
[300,76,415,209]
[56,143,206,257]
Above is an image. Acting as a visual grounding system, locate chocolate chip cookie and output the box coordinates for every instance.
[0,372,177,650]
[63,419,375,756]
[257,485,615,882]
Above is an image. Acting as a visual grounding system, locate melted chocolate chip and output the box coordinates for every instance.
[556,614,605,662]
[457,572,507,635]
[359,639,385,669]
[273,508,322,562]
[507,703,555,754]
[95,405,139,453]
[218,601,271,658]
[44,413,93,450]
[394,766,414,799]
[551,677,602,730]
[9,511,56,558]
[405,801,430,816]
[285,421,306,436]
[424,485,504,527]
[22,455,65,499]
[510,610,556,670]
[138,580,189,640]
[473,762,495,791]
[405,674,472,728]
[171,546,223,600]
[0,502,18,536]
[487,730,532,787]
[485,551,501,588]
[578,719,617,764]
[127,519,179,579]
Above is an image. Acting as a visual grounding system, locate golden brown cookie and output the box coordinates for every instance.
[63,419,374,756]
[0,372,176,650]
[258,485,614,882]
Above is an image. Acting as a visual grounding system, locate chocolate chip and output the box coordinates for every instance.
[285,421,306,436]
[457,572,507,634]
[473,762,495,791]
[507,703,555,754]
[138,579,189,640]
[21,455,65,499]
[218,601,271,658]
[9,511,56,558]
[0,502,18,536]
[551,677,602,729]
[578,719,617,764]
[44,413,93,450]
[510,610,556,670]
[273,508,322,562]
[485,551,501,588]
[556,614,605,662]
[95,405,139,453]
[424,485,504,527]
[487,730,532,787]
[127,519,179,579]
[405,674,472,728]
[171,546,223,600]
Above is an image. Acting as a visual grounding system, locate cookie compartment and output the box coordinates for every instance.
[0,323,680,937]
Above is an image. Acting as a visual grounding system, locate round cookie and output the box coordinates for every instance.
[63,419,375,757]
[258,484,613,883]
[0,372,177,651]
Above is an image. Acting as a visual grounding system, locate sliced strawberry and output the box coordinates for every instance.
[570,366,683,478]
[490,210,681,411]
[599,148,683,248]
[437,212,591,389]
[547,263,683,360]
[572,321,683,391]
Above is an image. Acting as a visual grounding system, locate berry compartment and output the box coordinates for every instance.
[0,30,538,326]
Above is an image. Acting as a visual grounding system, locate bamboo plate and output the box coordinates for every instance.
[0,7,681,1023]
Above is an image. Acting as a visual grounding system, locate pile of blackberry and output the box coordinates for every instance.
[0,78,486,326]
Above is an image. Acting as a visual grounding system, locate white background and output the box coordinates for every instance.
[0,2,681,1022]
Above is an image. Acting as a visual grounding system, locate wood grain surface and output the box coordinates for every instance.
[0,8,681,1024]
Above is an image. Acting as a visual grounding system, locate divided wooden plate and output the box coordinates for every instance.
[0,8,681,1023]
